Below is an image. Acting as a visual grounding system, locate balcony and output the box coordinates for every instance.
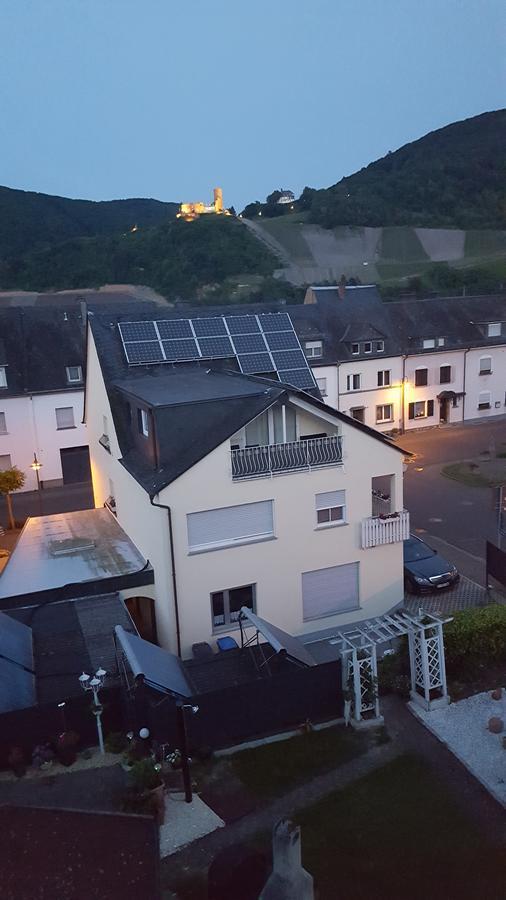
[361,509,410,549]
[231,435,343,480]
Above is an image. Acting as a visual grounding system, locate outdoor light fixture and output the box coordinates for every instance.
[30,453,43,516]
[79,668,107,754]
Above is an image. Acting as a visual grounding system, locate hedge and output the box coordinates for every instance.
[443,604,506,675]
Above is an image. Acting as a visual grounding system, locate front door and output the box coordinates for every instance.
[350,407,365,424]
[60,446,92,484]
[439,398,449,424]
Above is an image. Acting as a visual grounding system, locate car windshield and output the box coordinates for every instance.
[404,538,434,563]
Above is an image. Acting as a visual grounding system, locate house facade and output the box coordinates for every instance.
[0,308,88,491]
[86,308,408,658]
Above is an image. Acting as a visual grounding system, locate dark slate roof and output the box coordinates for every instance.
[0,610,35,713]
[385,294,506,353]
[112,368,272,407]
[6,592,136,705]
[0,306,85,396]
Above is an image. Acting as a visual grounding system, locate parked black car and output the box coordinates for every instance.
[403,535,459,593]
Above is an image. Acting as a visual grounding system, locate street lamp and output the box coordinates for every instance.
[79,668,107,754]
[176,701,199,803]
[30,453,43,516]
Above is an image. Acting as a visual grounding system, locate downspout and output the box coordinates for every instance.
[401,355,407,434]
[149,495,182,658]
[462,348,469,422]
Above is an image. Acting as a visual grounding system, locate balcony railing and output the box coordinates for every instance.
[361,510,410,549]
[231,435,343,480]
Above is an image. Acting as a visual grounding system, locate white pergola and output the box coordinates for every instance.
[333,609,452,724]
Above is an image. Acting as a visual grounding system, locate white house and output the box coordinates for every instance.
[85,307,409,658]
[0,308,89,491]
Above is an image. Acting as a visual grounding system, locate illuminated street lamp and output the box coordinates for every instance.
[79,668,107,754]
[30,453,43,516]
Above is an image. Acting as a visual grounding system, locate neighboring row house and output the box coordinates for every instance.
[298,285,506,432]
[85,306,408,656]
[0,307,89,491]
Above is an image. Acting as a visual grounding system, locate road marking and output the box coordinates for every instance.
[428,517,443,523]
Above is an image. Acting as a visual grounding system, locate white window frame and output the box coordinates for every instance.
[315,490,346,528]
[55,407,75,430]
[478,391,491,410]
[376,404,393,423]
[437,337,445,347]
[304,340,323,359]
[0,412,6,435]
[140,408,149,437]
[413,400,427,418]
[375,340,384,353]
[487,323,501,337]
[66,365,83,384]
[479,356,492,375]
[364,342,372,354]
[187,500,275,553]
[377,370,391,387]
[422,339,435,349]
[316,377,327,397]
[346,373,361,391]
[0,367,6,388]
[210,583,256,632]
[351,343,360,355]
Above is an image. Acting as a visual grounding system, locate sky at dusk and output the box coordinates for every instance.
[1,0,504,211]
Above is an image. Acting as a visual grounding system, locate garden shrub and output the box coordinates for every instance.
[444,604,506,676]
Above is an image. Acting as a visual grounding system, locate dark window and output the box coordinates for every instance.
[415,368,428,387]
[351,343,359,355]
[377,370,391,387]
[439,365,451,384]
[364,342,372,354]
[211,584,255,630]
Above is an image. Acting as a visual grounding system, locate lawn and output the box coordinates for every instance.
[442,459,506,488]
[379,226,429,262]
[229,724,371,799]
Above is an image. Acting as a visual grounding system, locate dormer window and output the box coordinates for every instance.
[66,365,83,384]
[375,341,384,352]
[364,342,372,354]
[487,323,501,337]
[138,408,149,437]
[0,367,6,388]
[422,339,435,349]
[304,340,323,359]
[351,343,360,355]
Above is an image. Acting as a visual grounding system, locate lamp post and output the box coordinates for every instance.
[176,702,199,803]
[30,453,43,516]
[79,668,107,754]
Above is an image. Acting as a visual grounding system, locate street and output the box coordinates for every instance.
[0,481,94,530]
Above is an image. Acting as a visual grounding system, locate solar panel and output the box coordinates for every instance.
[157,320,193,339]
[278,369,316,389]
[124,341,164,364]
[237,352,275,374]
[119,321,158,342]
[191,318,227,338]
[225,315,260,334]
[198,336,234,358]
[271,349,307,370]
[264,331,300,351]
[232,333,267,354]
[161,339,200,360]
[258,313,292,332]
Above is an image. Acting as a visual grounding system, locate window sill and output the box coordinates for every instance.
[376,420,393,425]
[315,521,348,531]
[188,535,276,556]
[212,620,250,635]
[479,371,492,376]
[56,425,77,430]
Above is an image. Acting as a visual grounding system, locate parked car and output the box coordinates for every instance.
[403,535,459,593]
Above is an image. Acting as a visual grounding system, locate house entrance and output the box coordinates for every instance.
[439,397,449,424]
[125,596,158,644]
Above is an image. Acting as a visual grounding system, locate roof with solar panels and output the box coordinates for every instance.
[87,303,407,495]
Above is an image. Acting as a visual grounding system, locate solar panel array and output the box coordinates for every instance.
[118,313,317,391]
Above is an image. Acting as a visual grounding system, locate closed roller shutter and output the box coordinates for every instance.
[187,500,274,551]
[302,562,359,621]
[315,490,345,509]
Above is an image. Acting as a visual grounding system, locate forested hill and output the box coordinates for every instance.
[0,185,178,258]
[303,110,506,230]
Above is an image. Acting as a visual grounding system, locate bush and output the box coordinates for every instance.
[128,758,163,793]
[444,605,506,676]
[377,641,411,698]
[105,732,128,755]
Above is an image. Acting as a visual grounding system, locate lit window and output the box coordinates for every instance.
[304,340,323,359]
[211,584,255,630]
[479,357,492,375]
[408,400,434,420]
[377,370,391,387]
[0,367,6,388]
[422,339,435,349]
[66,366,83,384]
[375,341,384,353]
[478,392,491,410]
[487,323,501,337]
[376,404,393,423]
[315,490,346,527]
[0,412,6,435]
[138,408,149,437]
[351,343,360,355]
[316,377,327,397]
[364,342,372,354]
[55,407,75,429]
[415,368,428,387]
[346,373,361,391]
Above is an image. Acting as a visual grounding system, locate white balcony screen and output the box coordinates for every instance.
[315,490,345,510]
[188,500,274,551]
[302,562,359,621]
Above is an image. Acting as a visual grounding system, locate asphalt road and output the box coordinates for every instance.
[0,481,94,529]
[394,419,506,576]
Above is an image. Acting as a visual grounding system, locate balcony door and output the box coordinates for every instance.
[245,405,296,447]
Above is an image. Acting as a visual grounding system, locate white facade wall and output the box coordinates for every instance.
[0,391,86,491]
[337,356,404,432]
[464,345,506,420]
[403,349,464,429]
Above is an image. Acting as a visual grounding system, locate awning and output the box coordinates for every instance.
[239,607,317,667]
[437,390,465,400]
[114,625,194,698]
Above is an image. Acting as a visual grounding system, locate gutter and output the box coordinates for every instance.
[462,347,470,422]
[401,355,407,434]
[149,495,182,658]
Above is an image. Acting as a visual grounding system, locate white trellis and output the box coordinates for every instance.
[335,609,452,724]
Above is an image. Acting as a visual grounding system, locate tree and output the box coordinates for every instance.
[0,466,26,529]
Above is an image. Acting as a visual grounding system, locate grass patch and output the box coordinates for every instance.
[442,460,506,487]
[464,229,506,258]
[256,215,314,262]
[294,754,504,900]
[379,226,429,262]
[230,725,369,799]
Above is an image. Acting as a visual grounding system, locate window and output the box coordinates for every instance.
[408,400,434,419]
[437,338,445,347]
[375,341,384,353]
[351,343,360,355]
[487,323,501,337]
[439,365,451,384]
[0,367,6,388]
[376,404,393,423]
[187,500,274,552]
[0,412,6,435]
[478,392,491,410]
[315,490,346,527]
[414,368,428,387]
[316,377,327,397]
[302,562,359,620]
[377,370,391,387]
[138,408,149,437]
[66,365,83,384]
[346,373,361,391]
[364,342,372,354]
[304,340,323,359]
[0,454,12,471]
[422,339,435,349]
[273,405,296,443]
[479,356,492,375]
[211,584,255,630]
[55,407,75,429]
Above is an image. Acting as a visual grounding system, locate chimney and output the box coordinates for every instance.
[259,819,314,900]
[338,275,347,301]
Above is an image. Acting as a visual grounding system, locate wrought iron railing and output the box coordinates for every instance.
[361,509,410,549]
[231,435,343,479]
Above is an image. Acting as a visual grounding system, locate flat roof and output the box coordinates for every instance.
[0,508,147,600]
[113,367,270,408]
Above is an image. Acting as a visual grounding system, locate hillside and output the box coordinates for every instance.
[0,185,179,258]
[0,215,277,303]
[307,110,506,230]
